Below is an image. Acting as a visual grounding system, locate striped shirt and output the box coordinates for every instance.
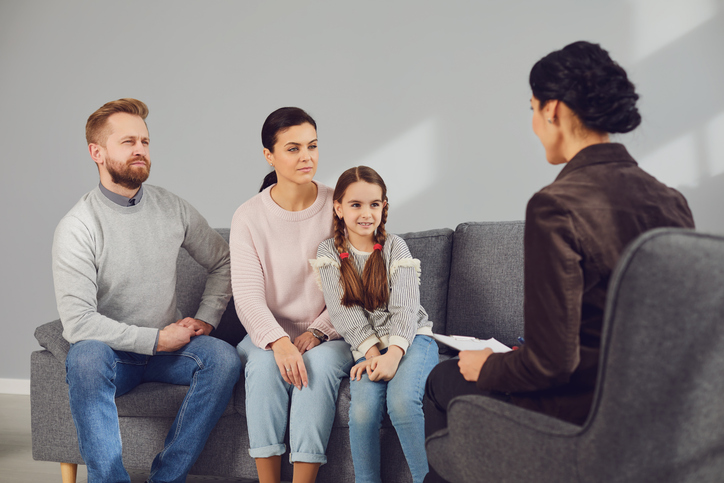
[312,234,433,360]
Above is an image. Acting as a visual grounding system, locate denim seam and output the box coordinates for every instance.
[148,353,203,480]
[410,336,435,402]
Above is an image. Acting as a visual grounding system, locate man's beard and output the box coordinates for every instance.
[106,156,151,190]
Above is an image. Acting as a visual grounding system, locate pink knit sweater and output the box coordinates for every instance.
[230,182,340,350]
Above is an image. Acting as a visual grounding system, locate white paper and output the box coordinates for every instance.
[432,334,512,353]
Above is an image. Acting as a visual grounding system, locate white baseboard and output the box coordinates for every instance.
[0,378,31,395]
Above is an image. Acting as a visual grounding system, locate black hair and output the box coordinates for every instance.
[529,41,641,133]
[259,107,317,192]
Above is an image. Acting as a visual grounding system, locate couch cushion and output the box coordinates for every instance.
[446,221,525,347]
[397,228,454,335]
[176,228,246,347]
[34,320,70,362]
[115,381,237,418]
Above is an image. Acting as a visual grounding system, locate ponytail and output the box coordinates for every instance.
[334,214,367,308]
[259,171,277,192]
[361,203,389,310]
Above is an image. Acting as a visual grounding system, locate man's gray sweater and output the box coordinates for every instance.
[52,185,231,355]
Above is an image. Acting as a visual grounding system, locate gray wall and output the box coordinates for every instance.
[2,0,723,382]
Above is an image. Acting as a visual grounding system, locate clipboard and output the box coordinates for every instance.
[432,334,512,353]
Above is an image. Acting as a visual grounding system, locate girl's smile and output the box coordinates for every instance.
[334,181,387,252]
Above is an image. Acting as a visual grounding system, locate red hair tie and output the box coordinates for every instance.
[340,252,350,259]
[374,244,383,251]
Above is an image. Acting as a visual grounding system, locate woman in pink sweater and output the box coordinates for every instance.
[230,107,353,483]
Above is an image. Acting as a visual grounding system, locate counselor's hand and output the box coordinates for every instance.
[294,331,321,355]
[175,317,213,336]
[458,348,493,382]
[271,336,308,390]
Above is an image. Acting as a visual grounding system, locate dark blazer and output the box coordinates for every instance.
[478,143,695,425]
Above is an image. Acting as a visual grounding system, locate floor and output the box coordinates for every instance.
[0,394,264,483]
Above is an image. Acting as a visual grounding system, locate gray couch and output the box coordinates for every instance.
[31,221,526,482]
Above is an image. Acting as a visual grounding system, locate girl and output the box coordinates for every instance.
[311,166,439,483]
[230,107,353,483]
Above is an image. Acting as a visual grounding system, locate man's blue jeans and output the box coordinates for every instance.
[349,335,439,483]
[65,335,241,483]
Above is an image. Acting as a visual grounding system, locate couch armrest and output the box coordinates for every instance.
[34,320,70,363]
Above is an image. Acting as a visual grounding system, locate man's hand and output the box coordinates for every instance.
[175,317,213,336]
[271,336,308,390]
[293,331,321,355]
[157,324,196,352]
[458,348,493,382]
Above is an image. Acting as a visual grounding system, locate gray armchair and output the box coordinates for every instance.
[426,228,724,482]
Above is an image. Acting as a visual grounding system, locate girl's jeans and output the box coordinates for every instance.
[349,335,439,483]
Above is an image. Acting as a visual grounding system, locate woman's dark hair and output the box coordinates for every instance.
[259,107,317,192]
[333,166,390,311]
[529,41,641,133]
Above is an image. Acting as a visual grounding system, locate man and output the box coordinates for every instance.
[52,98,241,483]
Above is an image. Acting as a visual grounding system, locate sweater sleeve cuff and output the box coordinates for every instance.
[310,309,342,341]
[152,330,160,355]
[358,335,381,357]
[194,304,222,329]
[388,335,410,355]
[258,327,290,351]
[136,327,161,355]
[476,352,505,390]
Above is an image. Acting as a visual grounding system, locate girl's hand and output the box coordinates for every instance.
[270,337,308,389]
[368,346,404,382]
[365,346,382,359]
[350,358,376,381]
[458,348,493,382]
[294,331,321,355]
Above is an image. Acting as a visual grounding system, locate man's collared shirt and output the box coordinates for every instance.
[98,182,143,207]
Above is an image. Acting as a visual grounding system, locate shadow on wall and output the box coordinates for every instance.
[678,171,724,235]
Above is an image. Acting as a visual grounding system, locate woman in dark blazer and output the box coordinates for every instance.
[423,41,695,483]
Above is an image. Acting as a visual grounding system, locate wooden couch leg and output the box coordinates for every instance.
[61,462,77,483]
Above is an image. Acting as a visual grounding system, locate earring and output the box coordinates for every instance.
[547,118,552,124]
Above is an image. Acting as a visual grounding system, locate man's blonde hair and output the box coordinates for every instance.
[86,98,149,146]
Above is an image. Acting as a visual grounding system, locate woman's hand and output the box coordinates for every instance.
[458,348,493,382]
[293,331,321,355]
[270,337,308,389]
[367,346,404,382]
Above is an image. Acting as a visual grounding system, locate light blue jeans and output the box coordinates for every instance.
[349,335,439,483]
[65,336,241,483]
[237,335,353,464]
